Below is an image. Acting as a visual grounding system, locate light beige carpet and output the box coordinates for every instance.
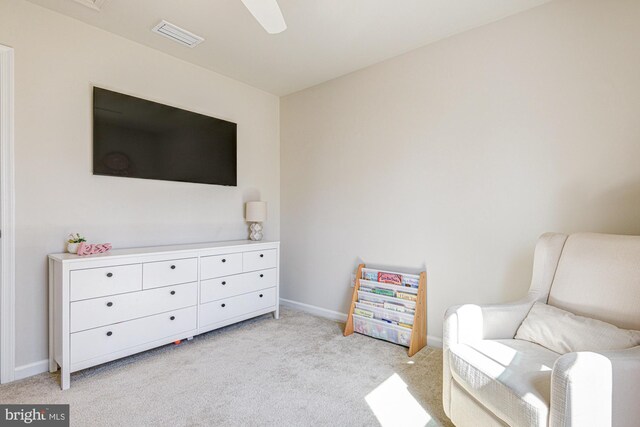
[0,307,452,427]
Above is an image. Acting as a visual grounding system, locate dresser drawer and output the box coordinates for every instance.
[201,269,277,303]
[143,258,197,289]
[243,249,277,272]
[70,264,142,302]
[199,287,276,327]
[71,306,197,364]
[200,253,242,280]
[70,282,197,333]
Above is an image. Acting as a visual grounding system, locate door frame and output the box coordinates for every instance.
[0,44,16,384]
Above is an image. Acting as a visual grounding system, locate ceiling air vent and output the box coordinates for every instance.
[73,0,108,11]
[151,20,204,48]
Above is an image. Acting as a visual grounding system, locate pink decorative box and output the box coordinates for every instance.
[77,242,112,257]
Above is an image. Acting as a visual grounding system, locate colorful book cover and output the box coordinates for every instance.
[360,300,384,308]
[354,308,374,318]
[396,291,417,302]
[372,288,396,297]
[362,270,378,281]
[383,301,412,313]
[402,276,420,288]
[378,272,402,285]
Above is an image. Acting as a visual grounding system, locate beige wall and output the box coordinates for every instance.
[281,0,640,344]
[1,0,280,369]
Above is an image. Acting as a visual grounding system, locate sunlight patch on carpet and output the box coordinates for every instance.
[365,373,433,427]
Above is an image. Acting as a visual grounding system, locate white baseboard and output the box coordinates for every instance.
[280,298,347,322]
[14,359,48,381]
[427,336,443,348]
[279,298,443,348]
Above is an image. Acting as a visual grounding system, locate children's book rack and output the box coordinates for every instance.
[344,263,426,357]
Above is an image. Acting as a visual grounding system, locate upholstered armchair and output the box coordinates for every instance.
[443,233,640,427]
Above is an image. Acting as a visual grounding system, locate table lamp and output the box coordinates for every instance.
[245,201,267,241]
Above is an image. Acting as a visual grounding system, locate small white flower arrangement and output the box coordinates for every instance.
[67,233,87,254]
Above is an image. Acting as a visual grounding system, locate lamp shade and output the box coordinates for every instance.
[245,201,267,222]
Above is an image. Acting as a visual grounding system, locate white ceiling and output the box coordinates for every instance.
[26,0,551,95]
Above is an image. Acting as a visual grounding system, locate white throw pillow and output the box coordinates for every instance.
[515,302,640,354]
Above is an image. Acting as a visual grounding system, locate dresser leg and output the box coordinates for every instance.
[48,258,57,374]
[60,369,70,390]
[49,357,58,373]
[273,308,279,320]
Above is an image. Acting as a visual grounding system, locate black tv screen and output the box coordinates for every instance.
[93,87,237,186]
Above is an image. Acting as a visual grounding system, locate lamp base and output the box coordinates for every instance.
[249,222,263,241]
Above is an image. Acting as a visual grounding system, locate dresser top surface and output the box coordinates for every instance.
[49,239,280,263]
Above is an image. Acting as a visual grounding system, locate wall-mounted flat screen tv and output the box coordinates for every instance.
[93,87,237,186]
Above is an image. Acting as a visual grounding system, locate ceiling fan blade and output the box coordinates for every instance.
[241,0,287,34]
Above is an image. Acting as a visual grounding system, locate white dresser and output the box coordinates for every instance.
[48,240,279,389]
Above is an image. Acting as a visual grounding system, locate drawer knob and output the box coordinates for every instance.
[260,254,264,258]
[222,259,226,263]
[106,302,113,307]
[170,316,175,321]
[170,290,176,295]
[106,272,113,278]
[170,265,176,270]
[222,281,226,285]
[221,303,226,308]
[260,274,264,278]
[259,294,263,298]
[106,331,113,337]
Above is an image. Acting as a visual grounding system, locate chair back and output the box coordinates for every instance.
[548,233,640,330]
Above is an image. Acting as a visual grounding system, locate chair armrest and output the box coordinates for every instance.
[443,297,535,349]
[550,346,640,427]
[442,297,535,418]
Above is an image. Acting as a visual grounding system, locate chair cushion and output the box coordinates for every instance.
[449,339,560,427]
[548,233,640,330]
[515,302,640,354]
